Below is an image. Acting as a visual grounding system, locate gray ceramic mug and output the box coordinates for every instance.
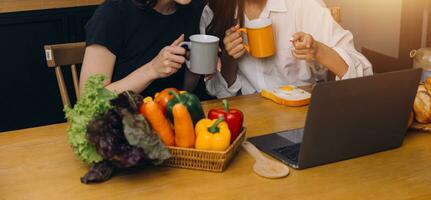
[180,34,219,75]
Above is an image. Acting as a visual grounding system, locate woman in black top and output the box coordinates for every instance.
[79,0,205,97]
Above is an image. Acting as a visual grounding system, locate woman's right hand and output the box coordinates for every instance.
[223,25,246,59]
[148,34,186,79]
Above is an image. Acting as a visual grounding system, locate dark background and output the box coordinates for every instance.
[0,5,212,132]
[0,6,97,132]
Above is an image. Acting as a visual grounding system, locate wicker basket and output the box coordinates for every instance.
[164,128,246,172]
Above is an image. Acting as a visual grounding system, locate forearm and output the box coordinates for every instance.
[106,63,157,94]
[315,42,349,78]
[220,51,239,87]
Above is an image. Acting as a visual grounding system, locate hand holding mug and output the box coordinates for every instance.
[149,34,186,78]
[223,25,246,59]
[291,32,320,61]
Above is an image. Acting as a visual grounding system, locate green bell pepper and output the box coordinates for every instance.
[167,91,205,125]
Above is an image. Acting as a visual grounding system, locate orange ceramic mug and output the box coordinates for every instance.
[237,18,276,58]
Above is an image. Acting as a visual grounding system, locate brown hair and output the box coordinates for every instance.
[206,0,245,45]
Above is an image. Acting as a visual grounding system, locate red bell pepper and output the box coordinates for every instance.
[208,99,244,143]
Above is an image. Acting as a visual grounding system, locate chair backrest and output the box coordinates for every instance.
[44,42,86,107]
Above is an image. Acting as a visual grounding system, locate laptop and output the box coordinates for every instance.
[248,68,422,169]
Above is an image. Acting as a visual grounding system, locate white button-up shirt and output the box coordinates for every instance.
[200,0,373,98]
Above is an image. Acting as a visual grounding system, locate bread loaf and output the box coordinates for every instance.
[413,85,431,123]
[425,77,431,94]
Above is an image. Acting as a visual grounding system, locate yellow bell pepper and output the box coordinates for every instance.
[195,117,231,151]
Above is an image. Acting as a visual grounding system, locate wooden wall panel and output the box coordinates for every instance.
[398,0,427,68]
[427,1,431,47]
[1,0,103,13]
[363,0,427,73]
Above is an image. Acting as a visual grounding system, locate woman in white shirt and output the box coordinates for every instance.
[201,0,373,98]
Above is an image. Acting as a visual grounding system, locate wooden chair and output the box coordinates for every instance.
[44,42,86,107]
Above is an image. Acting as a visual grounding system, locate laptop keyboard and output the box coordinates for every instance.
[273,143,301,163]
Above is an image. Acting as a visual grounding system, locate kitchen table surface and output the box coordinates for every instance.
[1,94,431,199]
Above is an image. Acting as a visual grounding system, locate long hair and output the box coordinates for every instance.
[132,0,158,9]
[206,0,245,45]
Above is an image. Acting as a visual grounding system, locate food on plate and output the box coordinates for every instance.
[64,75,118,164]
[140,97,175,146]
[260,85,311,107]
[413,85,431,123]
[167,90,205,125]
[208,99,243,143]
[172,103,196,148]
[195,117,231,151]
[154,88,179,114]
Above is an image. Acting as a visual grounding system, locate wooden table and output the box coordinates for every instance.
[1,94,431,199]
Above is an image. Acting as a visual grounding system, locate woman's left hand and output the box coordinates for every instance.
[291,32,320,61]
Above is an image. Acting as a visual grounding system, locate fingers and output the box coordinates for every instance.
[225,36,243,52]
[292,49,315,61]
[163,60,182,70]
[224,32,242,48]
[171,34,185,47]
[167,46,186,55]
[223,25,241,47]
[225,25,240,36]
[216,57,222,72]
[230,45,246,59]
[292,32,315,50]
[168,53,186,65]
[204,74,215,82]
[303,34,313,48]
[293,49,316,55]
[291,32,303,43]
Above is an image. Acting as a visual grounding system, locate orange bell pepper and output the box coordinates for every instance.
[154,88,179,114]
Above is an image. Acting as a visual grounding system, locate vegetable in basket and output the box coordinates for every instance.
[82,91,171,184]
[64,75,118,164]
[172,103,196,148]
[140,97,175,146]
[208,99,243,143]
[195,117,231,151]
[167,90,205,125]
[154,88,179,114]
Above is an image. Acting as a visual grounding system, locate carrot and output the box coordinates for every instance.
[143,99,175,146]
[172,103,195,148]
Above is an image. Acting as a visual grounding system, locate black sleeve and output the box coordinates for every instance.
[85,0,124,56]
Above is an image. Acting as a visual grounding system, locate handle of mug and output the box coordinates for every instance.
[410,49,417,58]
[237,28,250,52]
[179,41,192,69]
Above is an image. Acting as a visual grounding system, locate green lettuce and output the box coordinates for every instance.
[64,75,118,164]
